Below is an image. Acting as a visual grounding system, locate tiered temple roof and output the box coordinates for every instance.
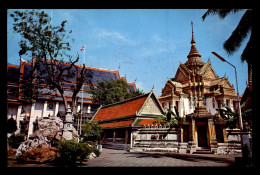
[92,90,165,129]
[161,25,237,100]
[7,59,136,105]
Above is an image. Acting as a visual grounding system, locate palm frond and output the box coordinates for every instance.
[241,30,253,65]
[223,10,252,56]
[202,9,243,21]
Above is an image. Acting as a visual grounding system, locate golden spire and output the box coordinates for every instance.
[185,21,204,67]
[191,21,195,44]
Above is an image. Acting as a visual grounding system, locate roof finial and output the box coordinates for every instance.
[191,21,193,34]
[191,21,195,44]
[117,63,120,71]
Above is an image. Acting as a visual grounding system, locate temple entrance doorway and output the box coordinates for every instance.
[197,125,208,148]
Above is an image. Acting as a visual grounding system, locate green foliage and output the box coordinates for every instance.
[57,139,100,167]
[217,102,238,128]
[10,9,73,59]
[153,107,180,127]
[127,88,145,99]
[10,9,91,114]
[217,102,252,129]
[8,134,25,149]
[202,9,253,66]
[89,79,144,106]
[81,120,103,142]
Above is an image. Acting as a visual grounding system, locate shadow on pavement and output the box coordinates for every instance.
[125,151,238,165]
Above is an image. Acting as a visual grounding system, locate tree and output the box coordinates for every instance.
[202,9,253,68]
[7,116,17,134]
[10,9,90,114]
[153,106,180,127]
[127,88,145,99]
[89,79,144,106]
[217,102,252,129]
[81,120,103,143]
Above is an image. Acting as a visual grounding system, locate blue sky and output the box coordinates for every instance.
[7,9,249,96]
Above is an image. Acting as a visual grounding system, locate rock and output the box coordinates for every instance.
[88,152,97,159]
[8,148,17,159]
[16,117,78,156]
[16,147,58,163]
[16,137,50,156]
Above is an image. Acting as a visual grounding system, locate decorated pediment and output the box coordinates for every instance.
[138,92,165,115]
[161,80,174,96]
[174,68,189,83]
[203,67,218,80]
[223,79,234,89]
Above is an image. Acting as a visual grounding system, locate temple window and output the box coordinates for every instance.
[226,99,230,107]
[212,98,215,108]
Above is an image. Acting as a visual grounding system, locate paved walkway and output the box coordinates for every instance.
[7,148,241,167]
[86,148,241,167]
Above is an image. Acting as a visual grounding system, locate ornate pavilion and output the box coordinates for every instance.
[158,26,240,152]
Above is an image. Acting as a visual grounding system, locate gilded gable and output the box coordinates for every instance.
[223,80,234,89]
[140,95,163,115]
[174,69,188,83]
[204,68,217,80]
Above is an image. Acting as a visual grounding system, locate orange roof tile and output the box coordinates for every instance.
[137,119,158,126]
[100,120,134,128]
[93,93,149,121]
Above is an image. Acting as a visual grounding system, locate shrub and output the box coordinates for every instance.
[57,139,100,167]
[8,134,25,149]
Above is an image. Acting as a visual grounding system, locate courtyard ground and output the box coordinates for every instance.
[8,148,242,167]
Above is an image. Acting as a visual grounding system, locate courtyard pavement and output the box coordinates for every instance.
[7,148,242,167]
[85,148,241,167]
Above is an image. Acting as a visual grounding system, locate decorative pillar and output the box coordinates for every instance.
[180,127,183,143]
[125,129,129,144]
[113,130,116,143]
[130,131,133,149]
[208,118,218,153]
[188,118,196,154]
[223,128,228,143]
[28,102,36,138]
[62,108,74,140]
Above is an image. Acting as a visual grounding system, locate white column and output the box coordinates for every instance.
[87,105,91,113]
[54,101,59,117]
[77,104,81,113]
[16,105,22,134]
[130,132,133,149]
[28,102,36,138]
[42,101,47,118]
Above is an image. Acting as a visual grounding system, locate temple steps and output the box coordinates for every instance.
[193,149,214,154]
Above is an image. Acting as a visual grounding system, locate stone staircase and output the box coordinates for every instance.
[102,143,130,150]
[193,148,214,154]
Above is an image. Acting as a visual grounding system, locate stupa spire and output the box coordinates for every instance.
[191,21,195,44]
[185,21,204,67]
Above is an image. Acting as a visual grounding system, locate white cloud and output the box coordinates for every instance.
[135,81,147,92]
[93,28,136,46]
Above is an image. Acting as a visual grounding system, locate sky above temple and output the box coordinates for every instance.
[7,9,249,96]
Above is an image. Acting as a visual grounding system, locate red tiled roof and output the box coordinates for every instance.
[93,94,149,121]
[138,119,158,125]
[100,120,134,128]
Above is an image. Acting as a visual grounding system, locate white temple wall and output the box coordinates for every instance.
[183,98,190,116]
[34,102,44,118]
[206,97,217,115]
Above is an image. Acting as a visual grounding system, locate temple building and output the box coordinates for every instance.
[91,90,165,150]
[158,26,241,152]
[7,58,136,138]
[159,29,239,117]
